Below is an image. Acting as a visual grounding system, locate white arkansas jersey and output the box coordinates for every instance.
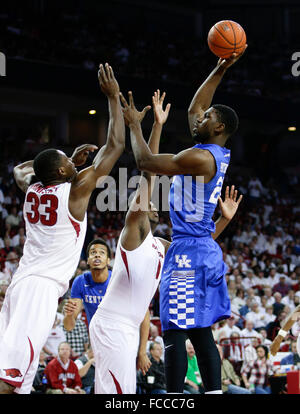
[96,230,165,328]
[12,182,87,296]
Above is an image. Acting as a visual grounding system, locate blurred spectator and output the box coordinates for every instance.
[184,340,203,394]
[63,318,89,359]
[138,342,167,394]
[43,315,66,359]
[267,310,288,340]
[280,341,300,366]
[262,305,276,327]
[259,328,272,347]
[245,302,266,330]
[281,289,296,311]
[74,345,95,394]
[44,342,85,394]
[217,344,251,394]
[241,345,276,394]
[146,323,164,361]
[232,288,246,311]
[273,276,291,297]
[2,251,19,282]
[272,292,285,317]
[31,350,48,394]
[5,206,22,228]
[241,321,261,346]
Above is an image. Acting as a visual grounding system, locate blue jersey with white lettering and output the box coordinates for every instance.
[71,270,112,325]
[169,143,230,239]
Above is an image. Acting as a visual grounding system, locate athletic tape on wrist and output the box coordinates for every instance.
[278,329,288,338]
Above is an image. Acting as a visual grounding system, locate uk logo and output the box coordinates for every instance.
[175,255,191,268]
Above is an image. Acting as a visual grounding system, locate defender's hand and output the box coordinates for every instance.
[120,91,151,126]
[98,63,120,97]
[71,144,98,167]
[152,89,171,125]
[218,185,243,221]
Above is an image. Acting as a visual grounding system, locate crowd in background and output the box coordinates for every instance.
[0,8,299,101]
[0,148,300,393]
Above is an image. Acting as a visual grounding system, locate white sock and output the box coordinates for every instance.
[205,390,223,394]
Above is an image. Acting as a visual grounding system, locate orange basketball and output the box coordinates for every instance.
[207,20,246,59]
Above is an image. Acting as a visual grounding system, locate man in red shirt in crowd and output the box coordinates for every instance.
[44,342,85,394]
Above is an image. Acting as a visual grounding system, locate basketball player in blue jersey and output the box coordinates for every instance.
[120,48,246,394]
[63,239,112,330]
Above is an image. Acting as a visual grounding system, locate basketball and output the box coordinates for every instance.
[207,20,246,59]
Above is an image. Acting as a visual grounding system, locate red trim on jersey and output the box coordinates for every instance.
[155,259,162,280]
[109,370,123,394]
[26,336,34,372]
[120,248,130,282]
[68,216,80,238]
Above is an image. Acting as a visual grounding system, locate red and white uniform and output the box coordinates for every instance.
[0,182,86,393]
[89,230,164,394]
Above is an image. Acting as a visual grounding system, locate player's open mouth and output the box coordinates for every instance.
[93,260,102,265]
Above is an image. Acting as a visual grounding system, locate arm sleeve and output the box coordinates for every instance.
[71,276,83,299]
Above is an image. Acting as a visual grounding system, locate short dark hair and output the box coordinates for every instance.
[212,104,239,136]
[86,238,111,259]
[33,149,62,185]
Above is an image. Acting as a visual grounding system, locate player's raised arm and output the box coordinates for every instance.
[270,305,300,356]
[212,185,243,240]
[69,63,125,220]
[13,160,36,193]
[120,90,170,250]
[119,95,212,177]
[188,47,247,137]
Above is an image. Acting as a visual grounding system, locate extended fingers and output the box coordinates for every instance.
[128,91,135,107]
[98,64,108,83]
[119,92,129,108]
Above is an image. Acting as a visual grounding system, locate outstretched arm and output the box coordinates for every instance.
[120,90,170,250]
[69,63,125,221]
[188,48,247,136]
[270,305,300,356]
[212,185,243,240]
[119,95,213,177]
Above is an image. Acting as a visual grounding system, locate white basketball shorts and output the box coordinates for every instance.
[0,275,60,393]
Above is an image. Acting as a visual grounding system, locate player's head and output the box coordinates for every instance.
[193,105,239,144]
[33,149,77,186]
[148,201,159,228]
[86,238,111,271]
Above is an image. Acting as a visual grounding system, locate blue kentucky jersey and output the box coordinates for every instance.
[169,143,230,239]
[71,270,112,325]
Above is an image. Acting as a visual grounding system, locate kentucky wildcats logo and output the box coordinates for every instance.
[175,255,191,268]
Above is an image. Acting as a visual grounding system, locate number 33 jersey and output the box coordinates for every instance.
[13,182,87,296]
[169,143,230,239]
